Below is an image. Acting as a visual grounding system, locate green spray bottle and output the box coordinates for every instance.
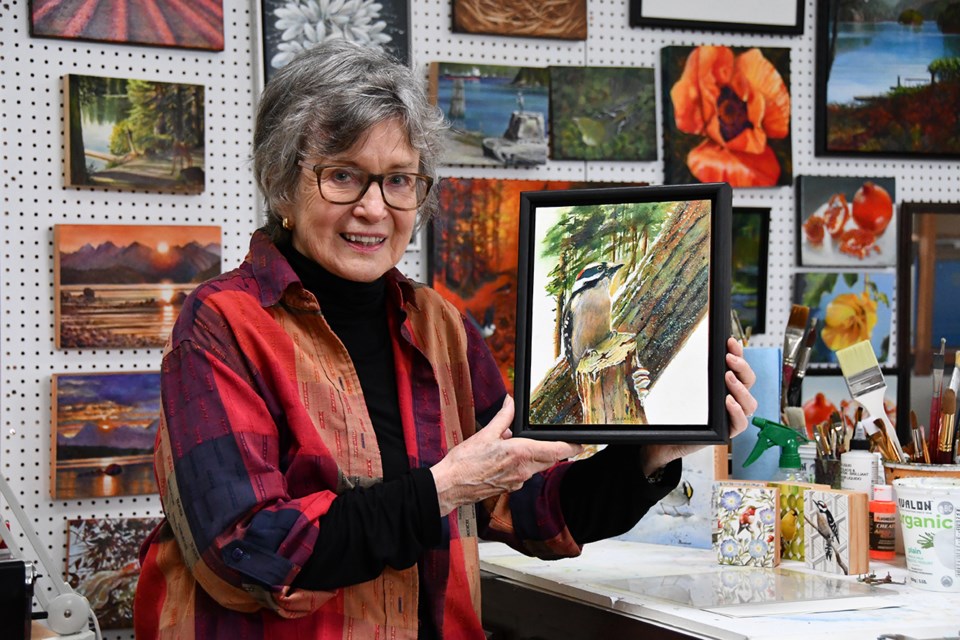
[744,417,811,482]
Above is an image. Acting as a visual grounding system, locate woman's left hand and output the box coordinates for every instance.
[639,337,758,476]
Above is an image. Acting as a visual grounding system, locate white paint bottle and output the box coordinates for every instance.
[841,441,877,494]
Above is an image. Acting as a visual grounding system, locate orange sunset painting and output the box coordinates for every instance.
[54,224,220,349]
[52,371,160,499]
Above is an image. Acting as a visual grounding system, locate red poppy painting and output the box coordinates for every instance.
[661,45,793,188]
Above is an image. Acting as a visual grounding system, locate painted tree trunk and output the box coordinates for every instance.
[574,332,647,424]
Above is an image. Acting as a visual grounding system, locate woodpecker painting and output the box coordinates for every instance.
[561,261,624,372]
[813,499,840,560]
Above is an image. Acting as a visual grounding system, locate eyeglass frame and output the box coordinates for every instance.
[297,161,434,211]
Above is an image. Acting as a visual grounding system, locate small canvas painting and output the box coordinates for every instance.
[713,482,780,567]
[54,224,221,349]
[30,0,224,50]
[661,45,792,187]
[452,0,587,40]
[803,488,869,575]
[549,66,657,161]
[52,372,161,500]
[732,208,769,335]
[793,271,895,366]
[66,517,163,629]
[65,74,205,193]
[797,176,897,267]
[429,62,549,167]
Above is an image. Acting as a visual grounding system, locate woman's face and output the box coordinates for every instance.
[285,119,419,283]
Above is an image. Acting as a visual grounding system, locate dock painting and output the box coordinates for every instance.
[64,74,205,192]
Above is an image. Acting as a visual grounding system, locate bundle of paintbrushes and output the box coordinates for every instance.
[910,338,960,465]
[811,410,848,462]
[781,304,818,416]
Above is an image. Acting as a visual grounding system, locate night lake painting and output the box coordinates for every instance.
[54,224,221,349]
[817,0,960,157]
[52,372,161,500]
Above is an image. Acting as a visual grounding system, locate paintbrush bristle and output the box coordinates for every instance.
[933,338,946,370]
[944,388,957,415]
[836,341,886,398]
[787,304,809,331]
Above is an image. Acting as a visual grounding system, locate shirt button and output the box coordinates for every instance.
[231,548,245,561]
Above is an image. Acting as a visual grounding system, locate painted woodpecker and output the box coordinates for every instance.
[561,261,624,373]
[813,499,840,560]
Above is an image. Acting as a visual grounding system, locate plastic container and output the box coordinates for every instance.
[869,484,896,561]
[798,442,817,484]
[841,447,877,494]
[892,476,960,591]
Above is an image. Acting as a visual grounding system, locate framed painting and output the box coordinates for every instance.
[51,371,161,500]
[453,0,586,40]
[661,45,793,188]
[796,176,897,268]
[793,271,895,367]
[548,66,657,161]
[816,0,960,158]
[630,0,804,35]
[428,62,549,167]
[29,0,224,50]
[64,74,205,193]
[256,0,410,89]
[66,516,163,629]
[800,369,898,441]
[513,183,732,443]
[732,208,769,336]
[54,224,221,349]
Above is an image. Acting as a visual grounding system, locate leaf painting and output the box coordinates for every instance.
[452,0,587,39]
[549,66,657,161]
[52,372,161,499]
[30,0,224,50]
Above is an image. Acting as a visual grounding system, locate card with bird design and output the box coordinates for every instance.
[768,480,831,561]
[803,488,870,575]
[712,482,781,567]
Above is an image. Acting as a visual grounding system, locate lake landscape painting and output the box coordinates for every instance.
[52,372,161,500]
[54,224,221,349]
[817,0,960,157]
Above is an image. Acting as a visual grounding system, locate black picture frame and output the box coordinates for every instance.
[513,183,732,444]
[629,0,804,35]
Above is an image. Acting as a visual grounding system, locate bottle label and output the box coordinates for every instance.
[870,512,896,552]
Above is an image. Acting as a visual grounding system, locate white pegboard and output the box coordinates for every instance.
[2,0,960,636]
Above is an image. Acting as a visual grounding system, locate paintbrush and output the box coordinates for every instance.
[929,338,946,460]
[935,388,957,464]
[731,309,746,347]
[836,340,906,463]
[786,319,818,408]
[781,305,810,412]
[910,410,924,463]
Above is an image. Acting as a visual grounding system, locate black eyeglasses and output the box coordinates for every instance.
[298,161,433,210]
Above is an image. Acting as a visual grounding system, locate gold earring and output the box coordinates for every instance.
[282,217,292,230]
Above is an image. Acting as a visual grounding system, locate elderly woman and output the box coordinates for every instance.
[134,39,757,639]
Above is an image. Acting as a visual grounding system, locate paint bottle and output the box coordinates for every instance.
[869,483,896,561]
[841,440,877,494]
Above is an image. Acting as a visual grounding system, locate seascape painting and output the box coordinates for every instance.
[549,66,657,161]
[429,62,550,167]
[65,74,205,193]
[793,271,895,366]
[661,45,792,187]
[54,224,221,349]
[66,517,163,629]
[817,0,960,157]
[30,0,224,50]
[52,372,161,500]
[452,0,587,40]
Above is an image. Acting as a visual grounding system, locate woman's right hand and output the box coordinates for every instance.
[430,396,583,516]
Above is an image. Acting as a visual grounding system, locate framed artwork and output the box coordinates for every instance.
[548,66,657,162]
[428,62,549,167]
[796,176,897,268]
[630,0,804,35]
[29,0,224,50]
[800,369,898,440]
[54,224,221,349]
[429,178,644,390]
[732,208,769,336]
[66,517,163,629]
[513,183,732,443]
[816,0,960,158]
[453,0,586,40]
[661,45,792,188]
[64,74,205,193]
[257,0,410,89]
[793,271,896,367]
[51,372,161,500]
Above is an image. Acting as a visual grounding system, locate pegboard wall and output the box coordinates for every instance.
[2,0,959,636]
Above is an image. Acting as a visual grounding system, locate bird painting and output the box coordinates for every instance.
[659,479,694,516]
[780,508,799,556]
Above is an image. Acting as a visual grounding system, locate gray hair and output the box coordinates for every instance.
[253,40,447,243]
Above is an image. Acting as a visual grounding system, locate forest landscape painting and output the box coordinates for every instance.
[54,224,221,349]
[52,372,161,500]
[65,74,205,193]
[429,62,550,167]
[66,517,163,629]
[817,0,960,157]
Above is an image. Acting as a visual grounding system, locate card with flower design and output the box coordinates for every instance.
[803,488,869,575]
[712,482,781,567]
[793,271,895,366]
[796,176,897,268]
[661,45,792,188]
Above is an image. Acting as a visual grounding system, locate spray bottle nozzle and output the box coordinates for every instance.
[745,417,810,471]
